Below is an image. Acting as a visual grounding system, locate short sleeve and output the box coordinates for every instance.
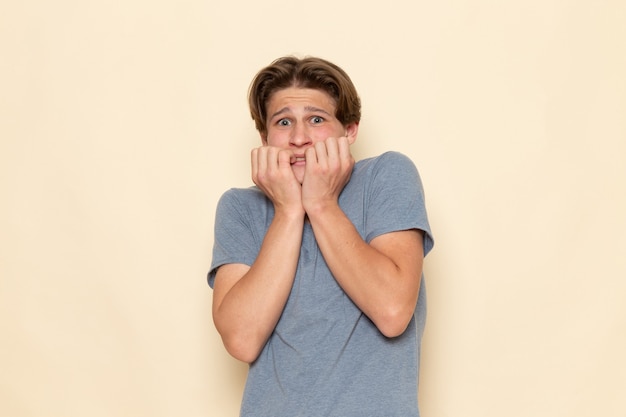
[207,189,264,288]
[364,152,434,256]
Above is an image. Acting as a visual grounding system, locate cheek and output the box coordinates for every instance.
[319,129,343,142]
[265,132,286,147]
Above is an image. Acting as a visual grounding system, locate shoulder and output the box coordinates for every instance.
[216,186,269,215]
[354,151,419,180]
[218,186,266,204]
[357,151,415,168]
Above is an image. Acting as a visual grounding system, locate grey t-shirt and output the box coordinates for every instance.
[209,151,434,417]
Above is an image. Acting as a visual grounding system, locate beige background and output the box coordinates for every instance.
[1,0,625,416]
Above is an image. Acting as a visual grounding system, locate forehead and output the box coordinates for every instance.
[267,87,336,112]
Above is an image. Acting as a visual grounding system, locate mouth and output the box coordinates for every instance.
[291,156,306,165]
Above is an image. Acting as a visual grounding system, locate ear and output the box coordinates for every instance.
[344,122,359,145]
[260,132,268,145]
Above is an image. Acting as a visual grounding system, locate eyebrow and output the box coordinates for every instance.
[269,106,333,121]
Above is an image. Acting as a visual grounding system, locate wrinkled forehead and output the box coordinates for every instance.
[266,87,337,115]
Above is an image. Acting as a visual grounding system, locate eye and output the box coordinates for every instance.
[310,116,324,124]
[277,118,291,126]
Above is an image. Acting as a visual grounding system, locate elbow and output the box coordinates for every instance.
[375,306,414,338]
[219,332,265,364]
[226,345,261,365]
[213,313,266,363]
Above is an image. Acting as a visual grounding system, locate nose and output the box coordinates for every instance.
[290,124,312,147]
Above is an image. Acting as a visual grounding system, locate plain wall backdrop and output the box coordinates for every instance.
[1,0,625,416]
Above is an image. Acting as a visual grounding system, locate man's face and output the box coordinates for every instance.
[262,87,357,183]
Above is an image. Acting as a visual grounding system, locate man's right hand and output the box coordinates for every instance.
[251,146,304,214]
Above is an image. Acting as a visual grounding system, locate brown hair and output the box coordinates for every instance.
[248,56,361,135]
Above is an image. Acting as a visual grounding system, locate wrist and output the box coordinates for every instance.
[274,203,306,220]
[303,198,341,221]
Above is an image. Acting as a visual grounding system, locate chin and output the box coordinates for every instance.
[292,168,305,184]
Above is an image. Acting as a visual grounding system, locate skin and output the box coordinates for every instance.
[212,87,425,363]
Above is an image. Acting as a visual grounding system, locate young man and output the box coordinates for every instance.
[208,56,434,416]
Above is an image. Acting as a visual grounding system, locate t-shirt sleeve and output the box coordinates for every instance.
[207,189,262,288]
[364,152,434,256]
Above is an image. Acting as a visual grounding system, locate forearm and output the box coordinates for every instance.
[306,202,423,337]
[213,209,305,362]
